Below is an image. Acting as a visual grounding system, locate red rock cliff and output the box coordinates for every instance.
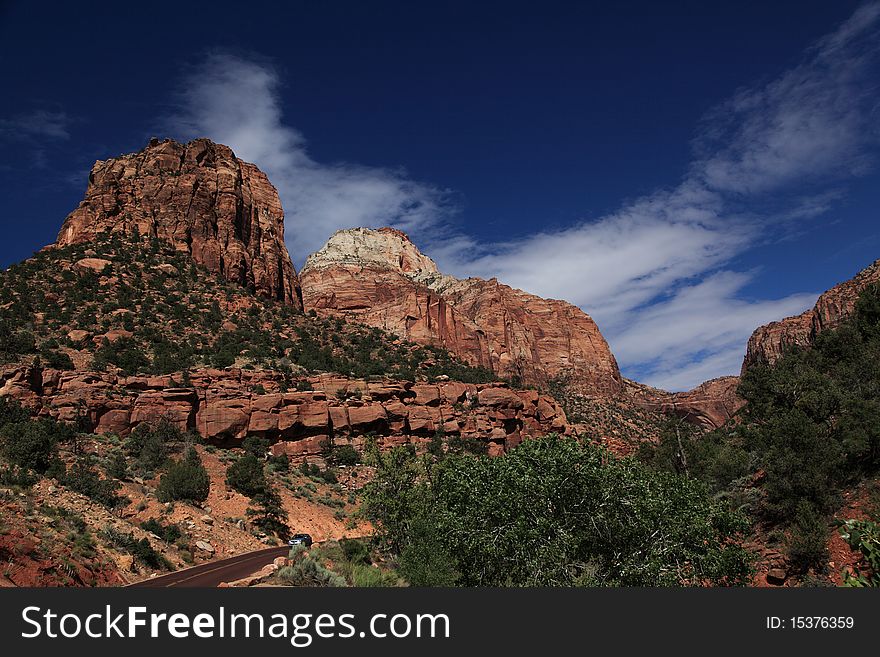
[743,259,880,372]
[299,227,623,396]
[56,138,301,308]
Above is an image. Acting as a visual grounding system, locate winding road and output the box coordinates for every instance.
[129,546,290,588]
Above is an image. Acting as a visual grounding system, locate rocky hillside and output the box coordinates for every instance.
[57,138,301,307]
[0,232,567,451]
[743,259,880,371]
[300,227,623,396]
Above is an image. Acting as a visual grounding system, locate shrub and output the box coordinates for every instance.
[0,418,67,474]
[105,452,128,480]
[0,464,39,487]
[785,501,830,574]
[63,457,124,508]
[340,538,371,565]
[92,336,150,375]
[838,518,880,587]
[277,548,346,587]
[267,453,289,473]
[226,453,267,497]
[332,444,361,466]
[365,436,753,587]
[140,518,183,544]
[125,419,184,473]
[39,348,74,371]
[246,487,289,539]
[242,436,269,458]
[100,526,172,571]
[157,447,210,503]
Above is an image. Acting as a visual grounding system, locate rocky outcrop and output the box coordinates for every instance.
[300,227,622,396]
[626,377,743,430]
[56,138,301,307]
[743,259,880,371]
[0,365,568,461]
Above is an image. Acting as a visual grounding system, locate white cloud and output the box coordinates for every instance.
[436,2,880,390]
[162,3,880,392]
[610,272,818,388]
[165,52,451,265]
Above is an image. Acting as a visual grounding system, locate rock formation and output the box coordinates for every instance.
[0,365,568,461]
[300,227,623,396]
[56,138,301,307]
[625,377,744,431]
[743,259,880,371]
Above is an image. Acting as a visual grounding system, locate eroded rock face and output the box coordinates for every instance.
[743,259,880,372]
[625,377,744,431]
[300,227,622,396]
[0,366,568,461]
[56,138,301,307]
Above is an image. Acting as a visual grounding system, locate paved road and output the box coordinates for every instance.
[129,546,290,588]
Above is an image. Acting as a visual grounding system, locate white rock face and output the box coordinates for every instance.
[302,227,441,274]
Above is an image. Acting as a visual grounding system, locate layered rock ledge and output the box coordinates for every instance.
[1,365,568,461]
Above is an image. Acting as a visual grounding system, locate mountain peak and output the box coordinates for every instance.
[302,226,440,275]
[56,137,302,307]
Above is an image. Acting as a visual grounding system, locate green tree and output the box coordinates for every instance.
[105,452,128,480]
[365,436,752,587]
[226,453,267,497]
[247,487,289,539]
[157,447,210,503]
[0,419,67,473]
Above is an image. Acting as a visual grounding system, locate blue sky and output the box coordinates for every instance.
[2,0,880,390]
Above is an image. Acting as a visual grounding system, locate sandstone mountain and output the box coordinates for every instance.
[743,259,880,372]
[56,138,301,307]
[300,227,623,396]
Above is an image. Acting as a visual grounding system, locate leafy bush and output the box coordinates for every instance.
[364,436,753,587]
[838,517,880,586]
[157,447,210,503]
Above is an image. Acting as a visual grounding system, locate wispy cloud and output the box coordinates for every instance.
[436,1,880,390]
[692,3,880,195]
[0,109,71,169]
[162,3,880,391]
[0,110,70,140]
[164,52,452,264]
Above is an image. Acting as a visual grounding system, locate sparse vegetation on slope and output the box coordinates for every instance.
[0,233,498,383]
